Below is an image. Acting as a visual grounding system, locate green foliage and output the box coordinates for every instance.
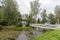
[48,13,56,24]
[30,0,40,16]
[55,5,60,24]
[35,30,60,40]
[6,26,33,31]
[0,0,21,26]
[0,6,7,22]
[41,9,47,23]
[27,13,33,26]
[4,0,21,25]
[37,18,40,23]
[0,25,3,30]
[29,0,40,23]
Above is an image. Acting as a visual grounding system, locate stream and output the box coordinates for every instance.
[16,29,44,40]
[17,31,29,40]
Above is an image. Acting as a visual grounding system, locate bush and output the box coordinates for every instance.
[0,25,3,30]
[8,38,15,40]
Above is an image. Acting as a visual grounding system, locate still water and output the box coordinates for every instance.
[17,29,44,40]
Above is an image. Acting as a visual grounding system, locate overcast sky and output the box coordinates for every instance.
[16,0,60,14]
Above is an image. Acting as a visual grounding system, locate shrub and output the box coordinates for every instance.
[0,25,3,30]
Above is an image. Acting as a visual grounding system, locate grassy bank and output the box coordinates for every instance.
[6,26,34,31]
[0,30,20,40]
[0,26,34,40]
[35,30,60,40]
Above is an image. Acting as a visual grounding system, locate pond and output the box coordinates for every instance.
[16,28,46,40]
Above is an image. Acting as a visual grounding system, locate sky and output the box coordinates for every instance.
[16,0,60,15]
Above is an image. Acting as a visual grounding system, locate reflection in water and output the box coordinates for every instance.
[17,29,43,40]
[17,31,29,40]
[29,30,42,40]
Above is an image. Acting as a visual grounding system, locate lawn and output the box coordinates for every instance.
[35,30,60,40]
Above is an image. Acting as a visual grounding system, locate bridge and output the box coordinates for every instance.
[30,24,60,30]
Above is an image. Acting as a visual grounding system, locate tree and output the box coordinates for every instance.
[2,0,21,26]
[37,18,40,23]
[41,9,47,23]
[0,5,8,26]
[55,5,60,24]
[29,0,40,23]
[27,0,41,25]
[48,13,56,24]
